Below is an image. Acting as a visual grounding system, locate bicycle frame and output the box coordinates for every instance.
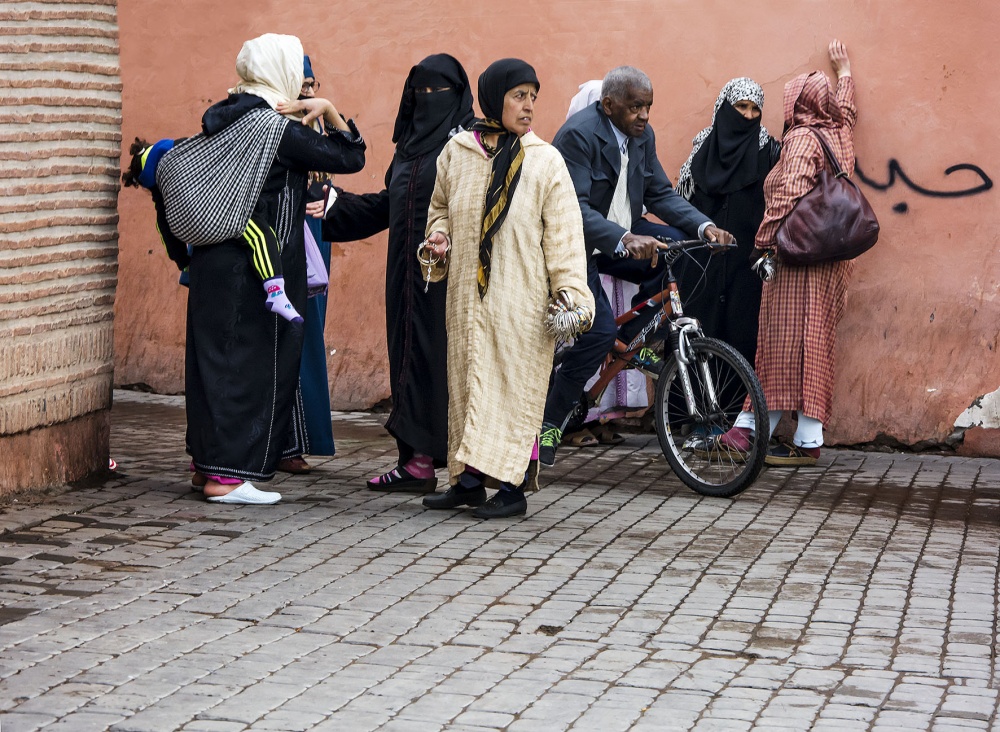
[584,239,711,407]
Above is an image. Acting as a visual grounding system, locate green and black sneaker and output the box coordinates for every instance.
[539,424,563,467]
[629,347,663,376]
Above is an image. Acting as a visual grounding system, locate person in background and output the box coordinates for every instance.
[321,54,475,493]
[676,77,781,368]
[422,58,594,519]
[179,33,366,504]
[293,53,337,468]
[720,40,858,467]
[560,80,650,449]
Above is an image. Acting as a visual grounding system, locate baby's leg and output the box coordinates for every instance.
[243,218,303,323]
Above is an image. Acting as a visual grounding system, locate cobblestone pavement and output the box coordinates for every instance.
[1,390,998,732]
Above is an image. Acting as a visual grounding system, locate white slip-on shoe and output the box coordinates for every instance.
[206,482,281,505]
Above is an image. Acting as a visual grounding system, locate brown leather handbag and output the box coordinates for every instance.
[775,129,879,266]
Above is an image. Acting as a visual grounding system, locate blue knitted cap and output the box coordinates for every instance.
[137,138,174,189]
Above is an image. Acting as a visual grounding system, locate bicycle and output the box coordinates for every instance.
[561,237,768,498]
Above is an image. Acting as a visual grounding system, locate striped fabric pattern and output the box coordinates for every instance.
[477,129,525,299]
[426,131,595,486]
[155,108,288,246]
[753,76,858,424]
[242,219,277,280]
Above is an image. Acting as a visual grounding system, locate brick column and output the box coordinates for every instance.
[0,0,120,495]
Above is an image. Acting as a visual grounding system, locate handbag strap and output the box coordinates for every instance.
[807,128,846,178]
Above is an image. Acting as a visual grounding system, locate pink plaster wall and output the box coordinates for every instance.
[115,1,1000,447]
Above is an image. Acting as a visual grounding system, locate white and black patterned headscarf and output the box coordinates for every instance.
[677,77,771,199]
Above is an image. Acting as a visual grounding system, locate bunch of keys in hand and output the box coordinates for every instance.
[416,236,450,292]
[544,290,593,340]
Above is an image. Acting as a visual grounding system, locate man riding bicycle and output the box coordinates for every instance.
[540,65,735,467]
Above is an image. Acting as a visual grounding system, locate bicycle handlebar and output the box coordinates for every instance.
[654,236,737,252]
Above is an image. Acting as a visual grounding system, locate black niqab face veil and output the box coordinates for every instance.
[393,54,474,161]
[469,58,539,299]
[691,100,764,196]
[677,77,771,199]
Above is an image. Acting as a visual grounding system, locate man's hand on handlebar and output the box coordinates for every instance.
[703,225,736,253]
[621,232,661,266]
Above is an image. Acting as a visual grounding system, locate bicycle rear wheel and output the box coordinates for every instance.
[654,337,767,497]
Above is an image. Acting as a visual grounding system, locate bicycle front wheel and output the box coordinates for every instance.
[654,337,767,498]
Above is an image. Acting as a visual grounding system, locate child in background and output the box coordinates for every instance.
[122,137,303,323]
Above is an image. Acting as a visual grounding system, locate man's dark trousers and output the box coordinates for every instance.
[542,258,617,429]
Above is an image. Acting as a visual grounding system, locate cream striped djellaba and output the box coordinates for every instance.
[426,130,595,488]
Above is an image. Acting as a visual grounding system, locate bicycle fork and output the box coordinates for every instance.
[670,319,719,418]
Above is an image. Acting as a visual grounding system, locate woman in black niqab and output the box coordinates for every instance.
[323,54,474,493]
[675,77,781,367]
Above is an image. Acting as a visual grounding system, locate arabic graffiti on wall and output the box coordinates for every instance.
[856,159,994,213]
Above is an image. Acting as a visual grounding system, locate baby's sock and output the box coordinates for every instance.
[263,277,303,323]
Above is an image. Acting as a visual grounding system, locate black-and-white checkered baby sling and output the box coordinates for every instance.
[156,107,288,246]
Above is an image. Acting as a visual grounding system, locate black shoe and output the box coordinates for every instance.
[472,487,527,519]
[422,483,487,509]
[367,466,438,493]
[538,425,562,467]
[765,441,820,467]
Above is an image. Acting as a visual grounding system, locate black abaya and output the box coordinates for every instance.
[322,54,473,466]
[184,94,366,481]
[324,150,449,463]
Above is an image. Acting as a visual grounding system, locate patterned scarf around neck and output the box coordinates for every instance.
[469,117,524,299]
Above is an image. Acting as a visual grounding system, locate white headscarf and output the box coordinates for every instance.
[677,77,771,199]
[229,33,319,130]
[566,80,602,120]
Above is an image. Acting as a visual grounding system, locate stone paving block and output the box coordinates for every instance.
[884,682,946,713]
[818,702,880,721]
[250,708,328,731]
[105,692,223,732]
[178,721,247,732]
[38,711,129,731]
[630,712,700,732]
[1,650,108,705]
[571,703,647,732]
[0,712,59,731]
[435,668,506,697]
[938,687,1000,719]
[810,721,870,732]
[787,668,847,692]
[870,709,936,730]
[393,692,476,723]
[923,724,989,732]
[197,680,305,724]
[300,700,389,732]
[694,719,754,732]
[411,645,485,670]
[375,717,452,732]
[517,691,592,724]
[452,709,517,728]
